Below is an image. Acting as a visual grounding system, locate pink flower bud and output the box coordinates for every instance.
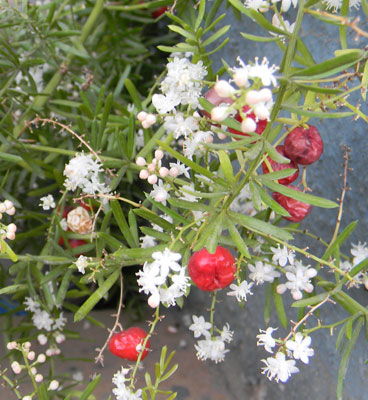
[7,341,17,350]
[30,367,37,375]
[146,114,156,126]
[37,354,46,363]
[142,120,150,129]
[147,174,158,185]
[159,167,169,177]
[37,334,48,346]
[0,203,6,213]
[233,70,249,88]
[276,284,287,294]
[27,351,35,361]
[48,380,59,391]
[4,200,13,210]
[259,88,273,102]
[254,104,270,120]
[55,334,65,344]
[11,361,22,374]
[169,167,179,177]
[7,207,16,216]
[137,111,147,121]
[135,157,146,166]
[6,231,15,240]
[148,292,160,308]
[245,90,262,105]
[139,169,149,180]
[35,374,43,383]
[211,106,229,122]
[216,131,227,140]
[147,163,156,172]
[154,149,164,160]
[241,118,257,133]
[24,342,31,350]
[214,80,235,98]
[7,223,16,233]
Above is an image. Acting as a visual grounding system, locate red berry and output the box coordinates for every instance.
[284,125,323,165]
[272,186,312,222]
[152,6,167,18]
[199,88,234,119]
[108,327,150,361]
[188,246,236,292]
[262,145,299,185]
[229,105,268,138]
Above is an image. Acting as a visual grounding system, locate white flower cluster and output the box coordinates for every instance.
[152,57,207,114]
[74,255,89,274]
[0,200,17,243]
[257,328,314,383]
[340,242,368,288]
[112,367,142,400]
[24,297,67,332]
[227,280,254,302]
[271,245,317,300]
[63,152,110,196]
[136,248,189,308]
[189,315,233,363]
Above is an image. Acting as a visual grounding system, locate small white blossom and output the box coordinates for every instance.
[140,234,157,248]
[221,323,234,343]
[32,310,54,331]
[257,327,277,353]
[351,242,368,266]
[189,315,212,339]
[53,313,67,330]
[261,352,299,382]
[248,57,279,87]
[169,161,191,178]
[39,195,56,210]
[271,244,295,267]
[195,337,229,363]
[164,112,198,139]
[24,297,40,313]
[112,367,143,400]
[272,0,298,12]
[248,261,281,285]
[227,280,254,302]
[151,248,182,277]
[286,332,314,364]
[74,255,88,274]
[150,179,170,205]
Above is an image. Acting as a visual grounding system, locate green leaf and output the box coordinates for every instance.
[264,283,273,324]
[218,150,235,184]
[257,185,291,217]
[261,180,338,208]
[228,211,293,241]
[56,269,74,307]
[168,25,196,40]
[361,60,368,101]
[110,200,136,248]
[157,140,229,188]
[337,318,363,400]
[80,374,101,400]
[226,219,251,258]
[272,280,288,328]
[281,105,354,119]
[74,269,120,322]
[193,210,226,253]
[0,284,27,296]
[264,141,290,164]
[0,239,18,262]
[295,83,343,94]
[240,33,280,42]
[125,78,142,111]
[168,198,215,212]
[292,292,330,308]
[195,0,206,30]
[202,25,230,47]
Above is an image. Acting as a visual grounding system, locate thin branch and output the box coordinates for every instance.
[95,272,124,366]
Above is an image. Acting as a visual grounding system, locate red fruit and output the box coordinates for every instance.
[188,246,236,292]
[108,327,150,361]
[262,145,299,185]
[152,6,167,18]
[229,105,268,138]
[284,125,323,165]
[200,88,234,119]
[272,186,312,222]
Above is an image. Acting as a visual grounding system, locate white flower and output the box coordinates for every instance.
[140,234,157,248]
[183,130,213,160]
[272,0,298,12]
[227,280,254,302]
[286,332,314,364]
[323,0,342,9]
[179,183,199,203]
[151,248,182,277]
[136,262,166,295]
[189,315,212,339]
[248,57,279,87]
[261,352,299,382]
[74,255,89,274]
[271,244,295,267]
[53,313,67,330]
[150,179,170,205]
[24,297,40,313]
[248,261,281,284]
[32,309,54,331]
[195,337,229,363]
[39,194,56,210]
[221,323,234,343]
[257,327,277,353]
[169,161,191,178]
[64,152,109,196]
[112,367,142,400]
[164,112,198,139]
[277,261,317,300]
[271,13,295,38]
[351,242,368,266]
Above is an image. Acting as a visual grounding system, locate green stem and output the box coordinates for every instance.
[0,369,22,399]
[209,291,217,336]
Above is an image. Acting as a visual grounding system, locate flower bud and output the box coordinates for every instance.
[37,354,46,363]
[147,163,156,172]
[0,203,6,213]
[35,374,43,383]
[11,361,22,374]
[4,200,13,210]
[7,341,17,350]
[254,104,270,120]
[27,351,36,361]
[135,157,146,166]
[245,90,262,105]
[141,120,150,129]
[259,88,273,102]
[37,334,48,346]
[139,169,149,180]
[169,167,179,177]
[30,367,37,375]
[137,111,147,121]
[241,118,257,133]
[23,396,32,400]
[7,206,16,216]
[7,223,17,233]
[216,131,227,140]
[55,333,66,344]
[147,174,158,185]
[233,70,249,88]
[146,114,156,126]
[148,292,160,308]
[24,342,31,350]
[48,380,59,391]
[159,167,169,177]
[154,149,164,160]
[211,106,229,122]
[6,231,15,240]
[214,80,235,98]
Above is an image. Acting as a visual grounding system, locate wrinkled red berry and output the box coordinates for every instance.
[284,125,323,165]
[152,6,167,18]
[272,186,312,222]
[229,105,268,138]
[108,327,150,361]
[188,246,236,292]
[262,145,299,185]
[199,88,234,119]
